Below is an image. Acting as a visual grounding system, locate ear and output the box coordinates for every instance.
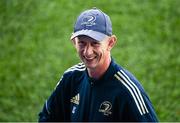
[71,37,78,48]
[107,35,117,51]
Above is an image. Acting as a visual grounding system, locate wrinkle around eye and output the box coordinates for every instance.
[91,42,101,47]
[77,41,86,46]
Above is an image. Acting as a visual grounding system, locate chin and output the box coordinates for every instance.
[81,57,100,69]
[84,62,98,70]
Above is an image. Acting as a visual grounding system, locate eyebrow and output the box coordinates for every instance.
[78,36,97,42]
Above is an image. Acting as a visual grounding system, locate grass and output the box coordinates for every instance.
[0,0,179,121]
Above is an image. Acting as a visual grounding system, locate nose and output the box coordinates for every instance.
[84,44,93,57]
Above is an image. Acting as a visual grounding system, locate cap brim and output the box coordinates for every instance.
[70,30,108,41]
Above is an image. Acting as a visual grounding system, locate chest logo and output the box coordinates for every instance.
[99,101,112,116]
[70,93,80,105]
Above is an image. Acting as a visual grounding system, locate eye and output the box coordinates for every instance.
[92,42,100,47]
[78,41,86,47]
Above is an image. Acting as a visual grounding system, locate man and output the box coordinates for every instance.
[39,7,158,122]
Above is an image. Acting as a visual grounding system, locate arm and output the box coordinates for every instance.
[38,89,61,122]
[117,69,158,122]
[123,91,158,122]
[38,75,71,122]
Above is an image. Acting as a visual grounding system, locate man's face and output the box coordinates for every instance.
[73,36,111,70]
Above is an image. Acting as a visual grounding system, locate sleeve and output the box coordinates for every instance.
[38,75,71,122]
[122,91,159,122]
[118,69,159,122]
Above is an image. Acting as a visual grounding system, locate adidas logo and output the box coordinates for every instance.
[70,93,80,105]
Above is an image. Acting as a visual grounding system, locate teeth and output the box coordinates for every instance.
[87,58,93,60]
[85,56,94,60]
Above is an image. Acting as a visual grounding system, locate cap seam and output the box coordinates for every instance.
[98,9,107,35]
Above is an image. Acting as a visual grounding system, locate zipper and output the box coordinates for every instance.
[84,81,93,121]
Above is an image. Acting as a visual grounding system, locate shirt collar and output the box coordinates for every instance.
[85,58,117,86]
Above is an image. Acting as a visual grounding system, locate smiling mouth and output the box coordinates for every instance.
[84,56,96,62]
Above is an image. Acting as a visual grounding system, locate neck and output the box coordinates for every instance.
[87,56,111,79]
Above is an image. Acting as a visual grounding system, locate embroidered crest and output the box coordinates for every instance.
[99,101,112,116]
[81,15,96,26]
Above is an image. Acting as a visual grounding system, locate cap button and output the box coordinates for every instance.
[92,7,97,9]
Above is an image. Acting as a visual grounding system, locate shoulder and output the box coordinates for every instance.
[113,67,143,96]
[55,62,86,88]
[113,65,146,97]
[64,62,86,74]
[113,67,139,94]
[63,62,86,80]
[112,62,145,93]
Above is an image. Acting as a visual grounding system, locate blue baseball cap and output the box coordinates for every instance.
[71,7,112,41]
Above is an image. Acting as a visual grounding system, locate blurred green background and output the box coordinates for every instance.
[0,0,179,121]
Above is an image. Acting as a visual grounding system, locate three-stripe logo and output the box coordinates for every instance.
[65,63,86,73]
[114,70,149,115]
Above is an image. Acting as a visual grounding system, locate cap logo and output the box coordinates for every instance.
[81,15,96,26]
